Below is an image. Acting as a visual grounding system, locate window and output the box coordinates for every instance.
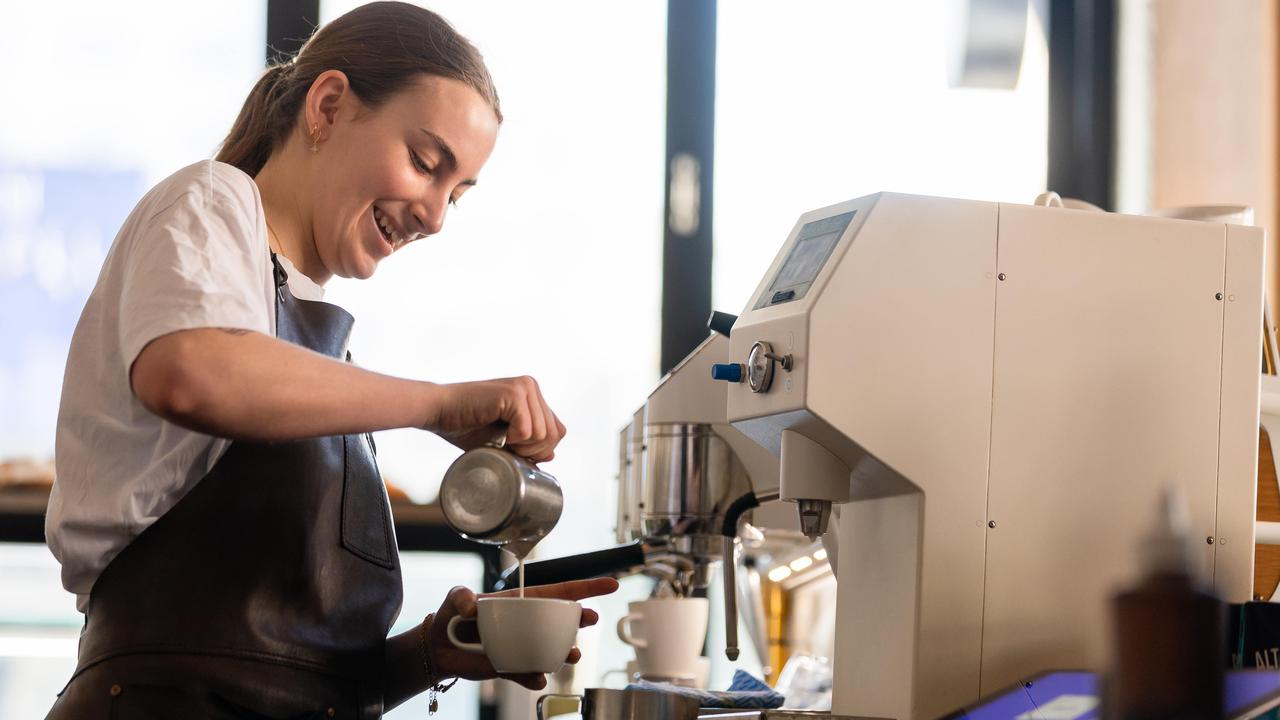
[0,0,266,462]
[318,1,667,564]
[0,4,265,717]
[713,0,1049,312]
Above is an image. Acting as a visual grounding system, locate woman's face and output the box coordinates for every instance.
[311,74,500,280]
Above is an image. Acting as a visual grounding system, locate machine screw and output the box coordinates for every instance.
[1215,293,1224,300]
[1206,536,1215,545]
[987,520,997,529]
[997,273,1007,281]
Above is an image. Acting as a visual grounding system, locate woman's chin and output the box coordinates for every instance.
[336,254,379,281]
[351,262,378,280]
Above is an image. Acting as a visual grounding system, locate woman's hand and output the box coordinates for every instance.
[426,577,619,690]
[421,376,566,463]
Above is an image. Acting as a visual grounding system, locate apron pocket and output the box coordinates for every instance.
[110,683,228,720]
[340,433,397,569]
[111,682,331,720]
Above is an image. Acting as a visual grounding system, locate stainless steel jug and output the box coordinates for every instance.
[439,434,563,559]
[536,689,701,720]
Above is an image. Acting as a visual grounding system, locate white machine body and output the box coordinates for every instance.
[725,193,1264,719]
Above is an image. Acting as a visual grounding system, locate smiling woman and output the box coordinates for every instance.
[42,3,617,719]
[219,2,502,282]
[251,72,500,281]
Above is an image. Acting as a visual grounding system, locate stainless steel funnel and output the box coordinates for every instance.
[641,423,753,540]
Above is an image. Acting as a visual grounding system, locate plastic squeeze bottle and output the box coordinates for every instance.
[1104,486,1225,720]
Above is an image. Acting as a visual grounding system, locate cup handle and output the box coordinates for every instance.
[446,615,485,654]
[536,694,581,720]
[616,612,648,649]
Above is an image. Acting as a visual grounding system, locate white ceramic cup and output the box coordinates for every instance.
[1147,205,1254,226]
[615,597,709,679]
[446,597,581,674]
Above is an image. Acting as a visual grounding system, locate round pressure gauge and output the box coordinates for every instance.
[747,341,775,393]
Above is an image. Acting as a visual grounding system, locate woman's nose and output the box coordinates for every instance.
[411,194,448,238]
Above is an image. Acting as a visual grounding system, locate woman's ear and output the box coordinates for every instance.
[305,70,351,134]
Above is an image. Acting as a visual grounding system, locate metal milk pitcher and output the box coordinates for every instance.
[439,434,563,559]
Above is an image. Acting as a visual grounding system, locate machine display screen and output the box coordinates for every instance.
[754,210,856,309]
[939,670,1280,720]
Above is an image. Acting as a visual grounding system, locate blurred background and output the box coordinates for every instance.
[1,0,1276,718]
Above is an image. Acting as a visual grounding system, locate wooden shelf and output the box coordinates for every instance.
[0,484,498,559]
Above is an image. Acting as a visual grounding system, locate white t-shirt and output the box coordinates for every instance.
[46,160,325,612]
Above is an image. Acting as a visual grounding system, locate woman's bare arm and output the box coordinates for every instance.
[132,326,568,456]
[130,328,438,442]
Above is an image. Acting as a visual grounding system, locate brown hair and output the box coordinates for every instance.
[216,1,501,176]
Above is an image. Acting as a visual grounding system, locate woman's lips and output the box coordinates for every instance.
[370,206,395,256]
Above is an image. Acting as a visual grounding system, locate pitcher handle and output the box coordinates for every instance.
[536,693,581,720]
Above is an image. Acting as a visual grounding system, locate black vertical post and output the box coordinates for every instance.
[1047,0,1117,210]
[266,0,320,65]
[661,0,717,374]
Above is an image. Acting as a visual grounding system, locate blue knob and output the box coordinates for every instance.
[711,363,744,383]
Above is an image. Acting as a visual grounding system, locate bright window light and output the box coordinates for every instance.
[319,1,667,561]
[0,637,77,659]
[789,556,814,572]
[713,1,1050,314]
[768,565,794,583]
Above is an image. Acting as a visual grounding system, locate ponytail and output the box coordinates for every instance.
[216,64,297,176]
[215,1,501,177]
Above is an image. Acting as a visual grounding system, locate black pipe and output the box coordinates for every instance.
[492,541,647,592]
[720,491,761,537]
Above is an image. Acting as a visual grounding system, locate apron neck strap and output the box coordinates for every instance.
[270,252,289,288]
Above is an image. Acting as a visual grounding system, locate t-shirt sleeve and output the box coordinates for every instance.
[118,186,271,373]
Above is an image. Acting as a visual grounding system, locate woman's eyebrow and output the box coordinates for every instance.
[418,128,478,186]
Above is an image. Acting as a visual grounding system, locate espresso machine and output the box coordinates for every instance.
[628,330,785,658]
[503,330,786,666]
[708,192,1264,719]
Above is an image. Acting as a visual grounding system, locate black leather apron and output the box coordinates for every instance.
[46,254,404,720]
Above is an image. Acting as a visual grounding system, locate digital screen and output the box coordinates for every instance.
[940,670,1280,720]
[769,231,841,291]
[755,210,856,309]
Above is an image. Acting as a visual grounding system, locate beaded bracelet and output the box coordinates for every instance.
[421,614,459,715]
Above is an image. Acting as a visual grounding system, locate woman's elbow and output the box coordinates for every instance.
[129,332,217,425]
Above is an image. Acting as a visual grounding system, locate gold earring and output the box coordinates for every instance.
[309,123,320,153]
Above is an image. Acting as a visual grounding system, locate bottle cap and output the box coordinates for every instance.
[1140,484,1198,579]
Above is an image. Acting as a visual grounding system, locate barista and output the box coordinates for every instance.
[43,3,616,718]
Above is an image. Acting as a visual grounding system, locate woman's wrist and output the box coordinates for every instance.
[419,614,440,685]
[412,381,444,432]
[382,618,441,712]
[420,614,461,715]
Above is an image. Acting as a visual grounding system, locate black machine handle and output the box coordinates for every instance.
[493,541,648,591]
[707,311,738,338]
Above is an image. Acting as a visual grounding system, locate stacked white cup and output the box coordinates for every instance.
[616,597,710,688]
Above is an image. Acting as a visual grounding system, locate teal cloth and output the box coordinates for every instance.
[626,669,785,709]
